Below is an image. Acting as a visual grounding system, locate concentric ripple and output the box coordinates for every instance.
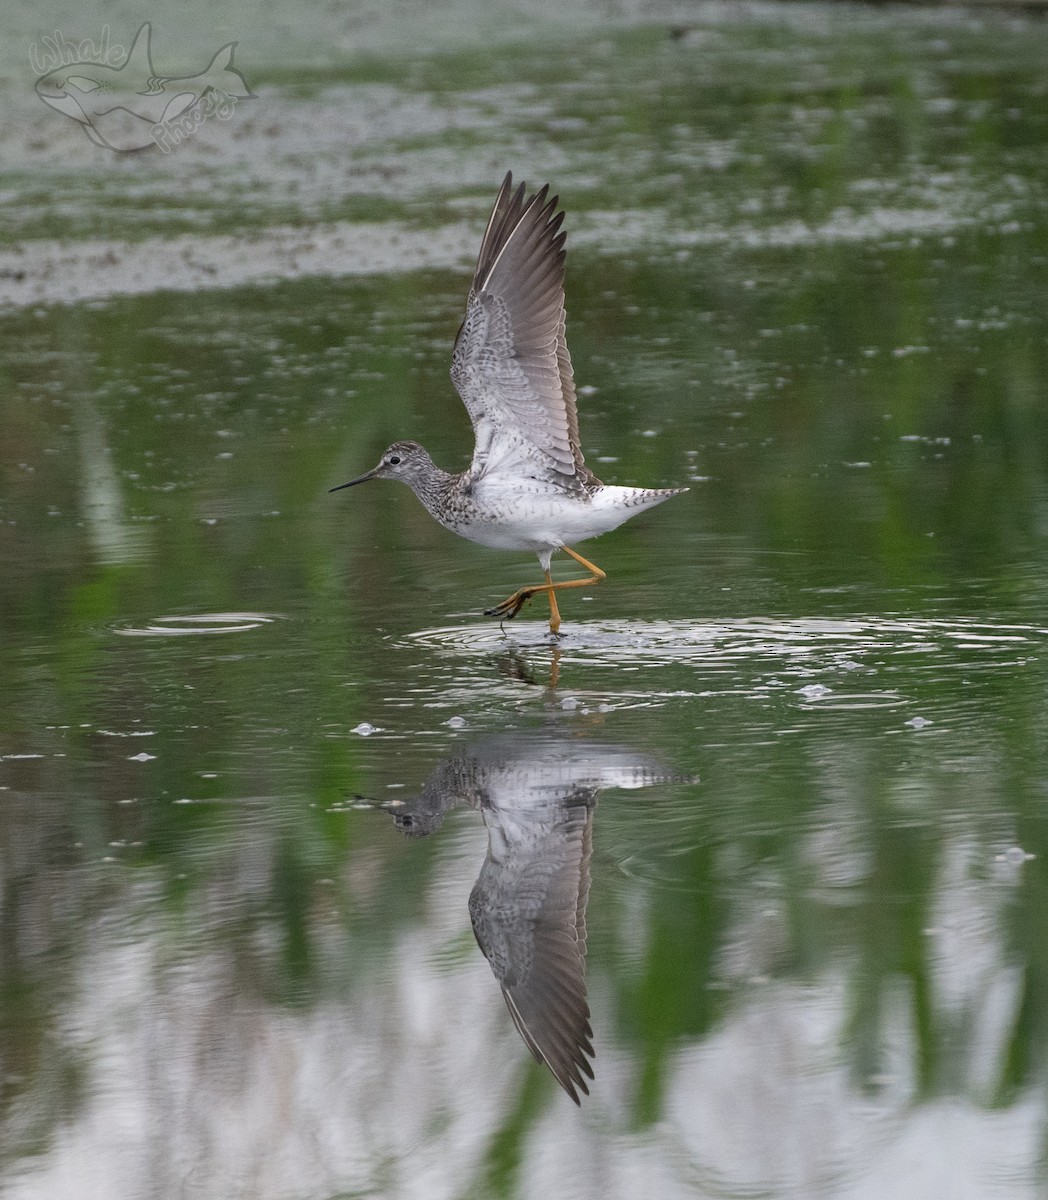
[112,613,280,637]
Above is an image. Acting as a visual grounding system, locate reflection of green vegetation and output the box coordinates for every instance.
[846,821,937,1096]
[623,842,724,1126]
[474,1066,549,1199]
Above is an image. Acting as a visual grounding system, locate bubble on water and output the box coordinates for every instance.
[128,752,156,762]
[798,683,831,700]
[446,716,466,729]
[905,716,932,729]
[561,696,580,709]
[999,846,1034,864]
[352,722,377,736]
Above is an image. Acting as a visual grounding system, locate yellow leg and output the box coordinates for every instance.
[562,546,607,581]
[546,571,562,635]
[484,546,607,632]
[549,645,562,689]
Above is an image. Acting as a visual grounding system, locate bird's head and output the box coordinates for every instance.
[329,440,435,492]
[391,806,446,837]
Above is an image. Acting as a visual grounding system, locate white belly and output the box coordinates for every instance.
[443,484,680,554]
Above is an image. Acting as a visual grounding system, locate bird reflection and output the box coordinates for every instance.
[389,733,677,1104]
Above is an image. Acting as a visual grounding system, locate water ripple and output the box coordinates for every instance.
[405,616,1047,669]
[112,612,281,637]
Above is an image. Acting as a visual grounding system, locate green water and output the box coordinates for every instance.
[3,4,1048,1197]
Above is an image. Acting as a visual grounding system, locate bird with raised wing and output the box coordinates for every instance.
[331,173,688,634]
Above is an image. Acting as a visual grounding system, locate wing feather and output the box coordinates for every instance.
[469,798,596,1104]
[451,173,594,489]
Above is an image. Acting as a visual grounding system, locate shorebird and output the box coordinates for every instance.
[330,172,688,634]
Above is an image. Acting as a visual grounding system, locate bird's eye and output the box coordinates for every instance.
[388,455,401,466]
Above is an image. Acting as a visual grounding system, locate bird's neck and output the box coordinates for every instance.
[401,455,458,513]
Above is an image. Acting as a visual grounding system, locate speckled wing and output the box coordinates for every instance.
[451,173,593,490]
[468,793,595,1104]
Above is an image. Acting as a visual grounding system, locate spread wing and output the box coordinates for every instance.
[451,173,594,491]
[468,796,595,1104]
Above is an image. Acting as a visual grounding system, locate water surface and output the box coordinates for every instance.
[3,3,1048,1197]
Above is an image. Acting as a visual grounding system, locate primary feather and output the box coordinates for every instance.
[451,173,594,490]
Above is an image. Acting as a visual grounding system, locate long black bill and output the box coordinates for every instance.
[329,467,379,493]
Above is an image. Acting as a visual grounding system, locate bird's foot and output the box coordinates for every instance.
[484,588,535,621]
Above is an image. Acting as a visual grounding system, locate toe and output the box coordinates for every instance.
[484,588,538,620]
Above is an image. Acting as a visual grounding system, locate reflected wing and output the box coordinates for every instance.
[451,173,593,490]
[469,797,595,1104]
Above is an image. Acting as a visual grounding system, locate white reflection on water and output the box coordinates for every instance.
[2,728,1043,1200]
[3,856,1040,1199]
[75,397,150,567]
